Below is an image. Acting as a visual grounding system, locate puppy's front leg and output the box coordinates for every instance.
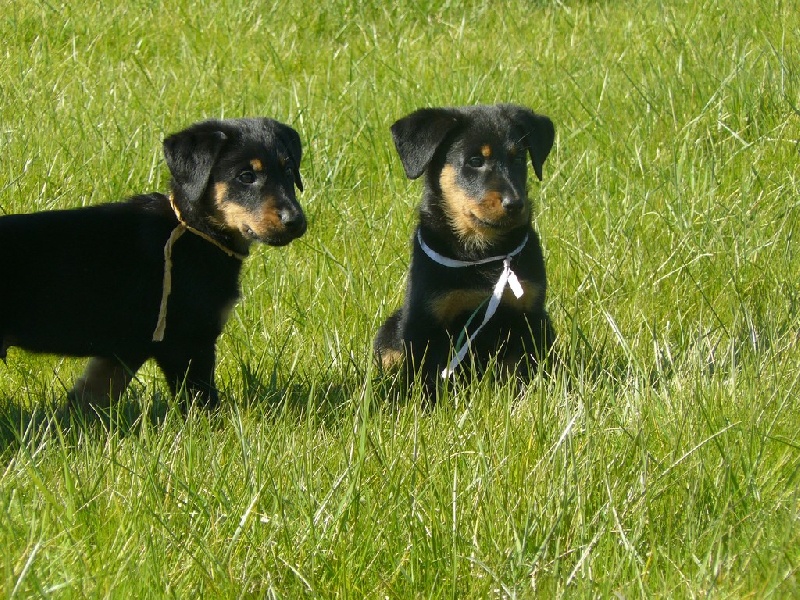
[404,329,453,403]
[518,313,557,377]
[155,344,219,410]
[69,356,144,411]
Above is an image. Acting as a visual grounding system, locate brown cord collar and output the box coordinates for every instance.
[151,194,246,342]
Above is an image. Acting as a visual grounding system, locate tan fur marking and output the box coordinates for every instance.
[429,282,543,324]
[481,145,492,158]
[249,200,284,238]
[70,357,134,410]
[479,190,530,224]
[213,184,285,240]
[378,348,404,371]
[250,158,263,171]
[439,166,530,250]
[479,191,505,219]
[429,289,489,324]
[512,281,544,312]
[214,181,229,203]
[440,165,532,250]
[440,165,500,250]
[215,200,251,230]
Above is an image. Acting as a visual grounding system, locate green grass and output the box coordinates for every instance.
[1,0,799,596]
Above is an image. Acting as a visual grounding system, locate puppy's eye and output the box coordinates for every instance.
[237,170,256,184]
[284,162,294,177]
[467,156,485,168]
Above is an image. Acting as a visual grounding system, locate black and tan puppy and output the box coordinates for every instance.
[0,117,306,410]
[374,104,555,396]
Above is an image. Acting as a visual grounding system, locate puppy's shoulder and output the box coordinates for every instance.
[123,192,174,218]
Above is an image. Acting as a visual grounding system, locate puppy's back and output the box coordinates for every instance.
[0,197,173,354]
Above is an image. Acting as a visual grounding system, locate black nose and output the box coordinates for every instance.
[502,195,524,214]
[281,209,306,234]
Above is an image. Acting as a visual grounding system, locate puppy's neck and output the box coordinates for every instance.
[418,195,530,261]
[167,192,250,259]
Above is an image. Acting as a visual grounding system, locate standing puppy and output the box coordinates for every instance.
[374,104,555,397]
[0,117,306,410]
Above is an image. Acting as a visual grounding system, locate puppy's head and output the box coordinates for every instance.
[163,117,306,248]
[391,104,554,251]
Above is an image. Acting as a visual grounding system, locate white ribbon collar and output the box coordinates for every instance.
[416,230,529,378]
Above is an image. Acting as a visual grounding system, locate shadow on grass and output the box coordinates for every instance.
[1,311,716,460]
[230,352,414,424]
[0,386,181,460]
[0,359,405,461]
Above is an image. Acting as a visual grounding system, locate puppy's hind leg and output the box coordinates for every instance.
[374,310,405,372]
[69,356,144,412]
[1,335,9,362]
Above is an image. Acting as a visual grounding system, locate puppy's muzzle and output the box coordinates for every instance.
[279,205,307,237]
[501,193,525,215]
[253,199,307,247]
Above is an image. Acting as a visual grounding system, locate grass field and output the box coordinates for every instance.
[1,0,799,596]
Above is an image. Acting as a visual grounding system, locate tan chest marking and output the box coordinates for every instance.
[428,281,543,324]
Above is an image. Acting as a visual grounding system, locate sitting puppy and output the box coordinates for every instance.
[0,117,306,410]
[374,104,556,397]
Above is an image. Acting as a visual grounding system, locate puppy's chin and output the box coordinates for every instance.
[470,214,512,232]
[263,236,294,247]
[468,213,529,237]
[450,213,530,255]
[474,203,531,228]
[244,227,305,247]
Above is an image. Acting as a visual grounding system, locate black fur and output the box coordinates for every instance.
[374,104,556,398]
[0,117,306,410]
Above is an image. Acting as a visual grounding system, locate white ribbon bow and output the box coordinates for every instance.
[416,230,528,378]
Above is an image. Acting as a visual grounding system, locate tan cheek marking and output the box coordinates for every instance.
[250,159,263,171]
[214,198,252,232]
[439,165,504,249]
[440,165,487,245]
[214,179,284,238]
[214,182,228,203]
[481,145,492,158]
[214,187,286,239]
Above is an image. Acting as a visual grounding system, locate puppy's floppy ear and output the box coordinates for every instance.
[503,105,555,181]
[390,108,462,179]
[163,124,228,203]
[272,120,304,192]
